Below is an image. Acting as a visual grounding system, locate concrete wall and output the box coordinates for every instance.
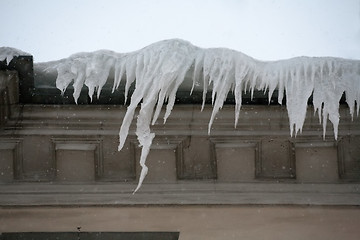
[0,104,359,205]
[1,206,360,240]
[1,104,359,184]
[0,71,18,128]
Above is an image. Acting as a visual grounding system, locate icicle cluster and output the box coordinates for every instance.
[52,39,360,192]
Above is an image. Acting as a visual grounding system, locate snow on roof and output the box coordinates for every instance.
[43,38,360,192]
[0,47,31,65]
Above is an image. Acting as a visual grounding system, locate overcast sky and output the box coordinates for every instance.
[2,0,360,62]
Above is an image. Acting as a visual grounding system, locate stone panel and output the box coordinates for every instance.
[295,141,338,183]
[133,137,181,183]
[212,139,257,182]
[256,138,295,179]
[102,136,135,182]
[0,149,13,182]
[338,136,360,181]
[135,149,177,183]
[53,139,102,182]
[0,71,19,128]
[22,136,52,181]
[178,137,216,180]
[0,139,22,182]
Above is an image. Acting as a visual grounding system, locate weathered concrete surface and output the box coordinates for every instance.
[1,104,360,206]
[0,182,359,206]
[0,71,18,128]
[1,206,360,240]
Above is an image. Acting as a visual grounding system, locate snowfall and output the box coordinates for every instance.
[1,39,360,192]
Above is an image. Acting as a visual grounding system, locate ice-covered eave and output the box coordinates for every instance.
[0,47,31,65]
[48,39,360,192]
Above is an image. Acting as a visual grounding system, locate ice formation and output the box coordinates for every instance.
[0,47,31,65]
[50,39,360,192]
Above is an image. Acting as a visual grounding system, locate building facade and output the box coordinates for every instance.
[0,56,360,240]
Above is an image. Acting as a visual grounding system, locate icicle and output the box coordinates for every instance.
[72,62,86,104]
[208,51,236,133]
[277,68,285,105]
[234,63,248,127]
[124,55,137,104]
[112,58,126,93]
[133,91,157,193]
[191,51,204,95]
[55,62,76,96]
[164,64,193,124]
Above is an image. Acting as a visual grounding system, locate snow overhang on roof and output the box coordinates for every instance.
[0,47,31,65]
[0,48,34,103]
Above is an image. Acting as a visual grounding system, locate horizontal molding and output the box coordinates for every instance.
[55,143,97,151]
[0,142,18,150]
[210,137,259,148]
[2,105,359,140]
[0,182,359,206]
[295,141,337,148]
[5,105,359,127]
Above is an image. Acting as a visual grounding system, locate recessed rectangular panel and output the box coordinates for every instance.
[216,145,255,182]
[0,149,14,182]
[101,136,136,181]
[179,137,216,180]
[135,148,177,183]
[256,139,295,179]
[338,136,360,181]
[0,140,22,181]
[22,136,52,181]
[53,139,102,182]
[296,145,338,183]
[56,149,95,181]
